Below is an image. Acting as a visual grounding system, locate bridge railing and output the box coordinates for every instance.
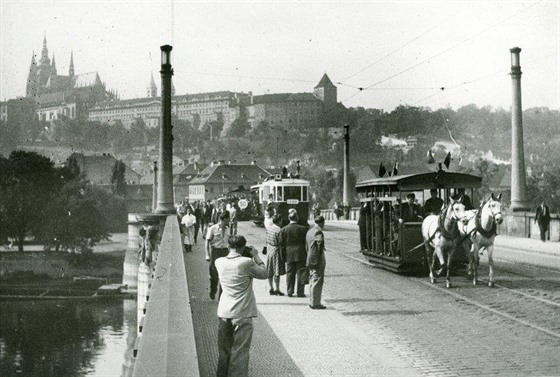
[131,215,199,377]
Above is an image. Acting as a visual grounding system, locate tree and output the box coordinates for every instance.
[38,180,110,258]
[111,159,127,196]
[227,107,250,137]
[0,151,62,252]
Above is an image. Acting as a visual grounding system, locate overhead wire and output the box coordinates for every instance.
[341,0,545,105]
[339,5,467,84]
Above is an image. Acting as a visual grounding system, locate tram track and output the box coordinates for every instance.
[328,235,560,340]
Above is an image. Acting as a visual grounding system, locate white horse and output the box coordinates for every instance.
[422,197,468,288]
[461,193,503,287]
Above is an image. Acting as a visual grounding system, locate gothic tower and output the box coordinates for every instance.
[69,51,74,77]
[147,72,157,97]
[314,73,337,106]
[26,51,38,97]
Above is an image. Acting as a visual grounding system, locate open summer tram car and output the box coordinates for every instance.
[355,170,482,273]
[251,174,310,228]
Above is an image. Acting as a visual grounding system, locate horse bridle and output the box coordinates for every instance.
[484,200,502,223]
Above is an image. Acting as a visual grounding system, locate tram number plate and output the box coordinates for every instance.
[238,199,248,209]
[287,199,299,205]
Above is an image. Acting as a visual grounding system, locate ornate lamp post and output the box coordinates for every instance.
[154,45,175,214]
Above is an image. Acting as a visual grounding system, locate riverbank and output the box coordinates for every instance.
[0,233,129,297]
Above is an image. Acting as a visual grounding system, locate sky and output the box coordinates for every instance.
[1,0,559,112]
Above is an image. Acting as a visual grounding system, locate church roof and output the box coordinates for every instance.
[314,73,336,89]
[71,72,101,88]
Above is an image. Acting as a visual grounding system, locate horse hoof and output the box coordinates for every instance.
[446,282,452,289]
[430,278,436,284]
[488,281,495,288]
[473,280,478,286]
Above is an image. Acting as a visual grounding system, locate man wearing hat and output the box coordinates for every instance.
[215,235,267,377]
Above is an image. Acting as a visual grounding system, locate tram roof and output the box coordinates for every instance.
[356,171,482,191]
[251,178,310,188]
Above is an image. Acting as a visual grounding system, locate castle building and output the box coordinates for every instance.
[247,73,337,130]
[25,35,114,122]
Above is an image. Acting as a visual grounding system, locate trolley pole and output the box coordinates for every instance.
[509,47,530,212]
[342,124,351,219]
[152,160,158,212]
[155,45,176,214]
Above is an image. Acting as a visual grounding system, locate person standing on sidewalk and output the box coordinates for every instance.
[535,202,551,242]
[265,214,285,295]
[306,215,326,310]
[205,211,230,300]
[279,210,308,297]
[215,235,267,377]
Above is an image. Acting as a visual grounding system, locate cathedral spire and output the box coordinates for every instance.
[69,51,74,77]
[51,53,57,73]
[40,32,50,66]
[26,50,38,97]
[148,72,157,97]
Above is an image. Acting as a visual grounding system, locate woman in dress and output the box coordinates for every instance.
[265,214,285,295]
[181,207,197,252]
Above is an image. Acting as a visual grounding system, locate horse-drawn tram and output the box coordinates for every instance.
[355,170,482,274]
[251,173,310,227]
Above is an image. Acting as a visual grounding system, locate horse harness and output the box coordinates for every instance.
[474,202,498,238]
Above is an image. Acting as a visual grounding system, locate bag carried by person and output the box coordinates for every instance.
[261,246,267,255]
[298,267,310,285]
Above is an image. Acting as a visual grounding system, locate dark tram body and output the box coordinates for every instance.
[251,175,310,227]
[356,171,481,273]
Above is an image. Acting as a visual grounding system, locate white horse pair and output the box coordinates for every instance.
[421,197,469,288]
[460,193,503,287]
[421,193,503,288]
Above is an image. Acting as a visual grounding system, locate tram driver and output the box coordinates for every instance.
[398,193,422,223]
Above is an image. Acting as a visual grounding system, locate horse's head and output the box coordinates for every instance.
[487,193,503,224]
[448,196,468,224]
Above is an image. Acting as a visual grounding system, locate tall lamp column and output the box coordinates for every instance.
[155,45,175,214]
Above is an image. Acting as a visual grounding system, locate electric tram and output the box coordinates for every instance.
[251,173,310,227]
[355,170,481,273]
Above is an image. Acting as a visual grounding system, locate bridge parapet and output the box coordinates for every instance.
[131,215,199,377]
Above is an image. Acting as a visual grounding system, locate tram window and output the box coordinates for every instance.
[262,186,270,202]
[302,186,308,201]
[275,186,283,201]
[284,186,301,201]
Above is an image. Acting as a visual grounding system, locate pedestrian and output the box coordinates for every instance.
[201,201,212,234]
[205,211,230,300]
[535,201,551,242]
[229,201,238,236]
[265,214,285,295]
[215,235,267,377]
[193,202,202,244]
[333,202,339,220]
[181,207,196,253]
[306,215,326,309]
[279,210,308,298]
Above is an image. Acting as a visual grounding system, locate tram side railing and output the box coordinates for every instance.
[131,215,200,377]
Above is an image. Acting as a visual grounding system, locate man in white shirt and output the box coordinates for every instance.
[215,235,267,377]
[206,212,230,300]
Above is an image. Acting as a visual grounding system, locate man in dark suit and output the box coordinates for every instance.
[306,215,326,309]
[279,210,309,297]
[535,202,551,242]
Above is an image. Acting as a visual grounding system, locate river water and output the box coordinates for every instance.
[0,298,136,377]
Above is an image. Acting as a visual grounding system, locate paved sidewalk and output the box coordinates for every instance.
[184,227,422,377]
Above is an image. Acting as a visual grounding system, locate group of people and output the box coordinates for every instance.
[263,208,327,309]
[210,206,327,377]
[177,199,239,254]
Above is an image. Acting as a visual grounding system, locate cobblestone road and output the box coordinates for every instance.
[186,222,559,376]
